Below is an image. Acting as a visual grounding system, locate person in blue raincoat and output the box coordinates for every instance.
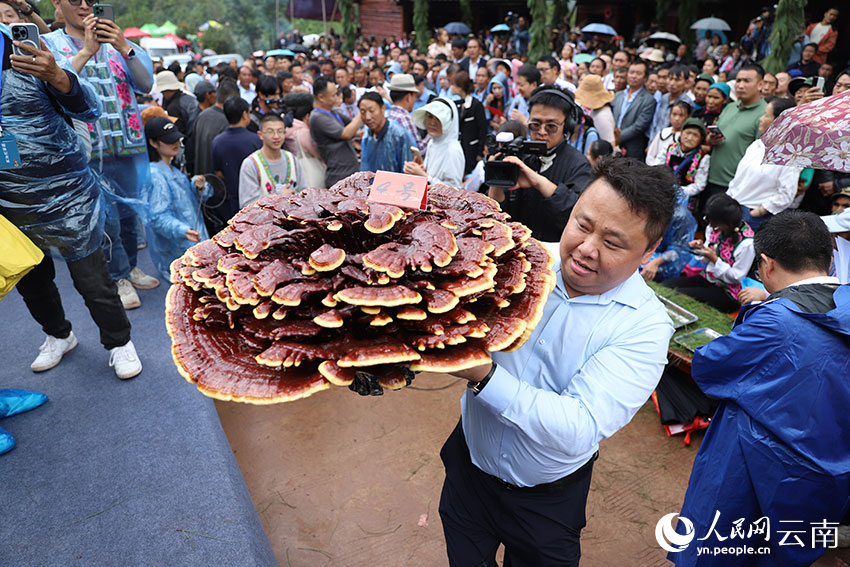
[640,187,697,282]
[483,72,512,131]
[0,24,142,379]
[143,116,211,281]
[670,210,850,567]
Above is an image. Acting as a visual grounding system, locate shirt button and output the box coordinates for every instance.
[502,454,508,459]
[539,339,545,345]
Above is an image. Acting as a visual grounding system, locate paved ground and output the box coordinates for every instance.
[217,374,705,566]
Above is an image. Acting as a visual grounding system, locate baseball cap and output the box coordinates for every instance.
[193,80,216,99]
[144,116,184,144]
[821,209,850,233]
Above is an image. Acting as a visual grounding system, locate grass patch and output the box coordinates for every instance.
[647,281,734,356]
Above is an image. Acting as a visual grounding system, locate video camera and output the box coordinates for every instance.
[484,132,548,188]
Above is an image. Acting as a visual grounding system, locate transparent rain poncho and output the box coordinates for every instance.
[0,25,105,262]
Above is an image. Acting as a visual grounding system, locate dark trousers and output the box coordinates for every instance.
[439,422,594,567]
[16,249,131,350]
[662,275,740,313]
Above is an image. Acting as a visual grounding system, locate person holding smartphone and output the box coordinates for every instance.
[43,1,158,309]
[0,24,142,379]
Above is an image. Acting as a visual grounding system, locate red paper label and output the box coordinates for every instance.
[368,170,428,209]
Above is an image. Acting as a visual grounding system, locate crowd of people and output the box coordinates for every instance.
[2,1,850,564]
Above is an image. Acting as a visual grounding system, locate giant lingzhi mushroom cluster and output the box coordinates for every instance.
[165,172,555,403]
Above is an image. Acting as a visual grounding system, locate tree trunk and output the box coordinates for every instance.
[762,0,806,74]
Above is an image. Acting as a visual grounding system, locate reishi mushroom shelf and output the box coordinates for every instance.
[165,171,555,404]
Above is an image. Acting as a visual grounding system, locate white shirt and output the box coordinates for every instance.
[809,23,831,45]
[239,82,256,104]
[704,225,756,285]
[464,270,673,486]
[726,139,801,214]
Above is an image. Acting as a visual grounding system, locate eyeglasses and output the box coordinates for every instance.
[527,120,565,134]
[66,0,97,6]
[263,97,282,105]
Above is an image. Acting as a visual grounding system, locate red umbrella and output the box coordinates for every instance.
[164,33,192,47]
[123,27,150,39]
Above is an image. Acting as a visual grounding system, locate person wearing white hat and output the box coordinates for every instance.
[155,70,199,175]
[403,97,465,188]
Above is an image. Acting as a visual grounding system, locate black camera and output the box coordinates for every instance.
[484,133,548,189]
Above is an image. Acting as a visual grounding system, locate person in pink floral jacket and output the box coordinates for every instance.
[44,7,158,308]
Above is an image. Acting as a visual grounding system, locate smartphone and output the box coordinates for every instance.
[813,76,826,91]
[92,3,114,21]
[10,23,39,57]
[410,146,421,162]
[707,124,724,137]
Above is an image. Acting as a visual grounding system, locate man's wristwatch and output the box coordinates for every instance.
[467,363,497,395]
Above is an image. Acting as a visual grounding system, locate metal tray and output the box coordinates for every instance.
[657,295,699,329]
[674,327,724,352]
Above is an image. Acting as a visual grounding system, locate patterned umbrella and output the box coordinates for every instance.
[762,91,850,173]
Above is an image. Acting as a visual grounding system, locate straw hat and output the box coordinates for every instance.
[153,70,184,93]
[574,74,614,110]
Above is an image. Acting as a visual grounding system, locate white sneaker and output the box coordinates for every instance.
[129,266,160,289]
[109,340,142,380]
[117,278,141,310]
[31,332,78,372]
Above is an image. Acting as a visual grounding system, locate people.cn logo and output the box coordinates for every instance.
[656,513,695,552]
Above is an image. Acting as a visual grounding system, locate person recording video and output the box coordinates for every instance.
[487,86,593,242]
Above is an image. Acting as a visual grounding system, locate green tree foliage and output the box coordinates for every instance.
[459,0,473,28]
[527,0,547,59]
[677,0,697,48]
[199,24,235,54]
[763,0,806,74]
[413,0,429,52]
[339,0,356,53]
[655,0,673,25]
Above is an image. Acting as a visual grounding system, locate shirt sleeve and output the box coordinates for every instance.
[762,165,802,215]
[476,311,673,457]
[682,155,710,197]
[709,238,755,284]
[238,157,260,208]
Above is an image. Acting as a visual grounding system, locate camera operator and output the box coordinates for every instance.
[488,87,593,242]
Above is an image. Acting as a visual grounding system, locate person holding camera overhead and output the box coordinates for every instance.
[487,87,593,243]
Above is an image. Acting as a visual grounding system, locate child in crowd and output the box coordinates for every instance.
[662,194,755,312]
[664,118,711,208]
[142,117,212,281]
[647,100,690,166]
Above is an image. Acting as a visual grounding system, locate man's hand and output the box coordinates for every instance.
[640,258,663,281]
[738,287,767,305]
[800,88,824,104]
[80,15,100,57]
[510,108,528,125]
[95,18,131,56]
[10,38,71,93]
[403,161,427,177]
[706,131,724,146]
[448,362,493,382]
[502,156,557,198]
[749,206,763,218]
[193,175,206,189]
[186,229,201,242]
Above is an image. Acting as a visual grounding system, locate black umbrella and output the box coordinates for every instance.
[444,22,471,35]
[287,43,310,54]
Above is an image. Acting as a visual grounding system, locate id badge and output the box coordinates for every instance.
[0,133,22,170]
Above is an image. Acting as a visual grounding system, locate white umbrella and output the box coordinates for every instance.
[690,17,731,31]
[647,32,682,44]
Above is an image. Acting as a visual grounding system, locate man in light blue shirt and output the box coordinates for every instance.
[440,158,677,566]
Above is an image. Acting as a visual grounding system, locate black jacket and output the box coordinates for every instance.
[499,142,593,243]
[456,97,488,175]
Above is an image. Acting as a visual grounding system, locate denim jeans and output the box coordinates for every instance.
[16,248,131,350]
[741,204,772,232]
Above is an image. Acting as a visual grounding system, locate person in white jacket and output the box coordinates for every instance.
[726,97,801,231]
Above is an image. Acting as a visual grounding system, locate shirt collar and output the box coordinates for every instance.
[553,268,646,309]
[786,276,840,288]
[737,98,764,110]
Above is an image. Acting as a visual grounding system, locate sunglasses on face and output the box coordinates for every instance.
[527,120,564,134]
[65,0,98,7]
[263,97,282,105]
